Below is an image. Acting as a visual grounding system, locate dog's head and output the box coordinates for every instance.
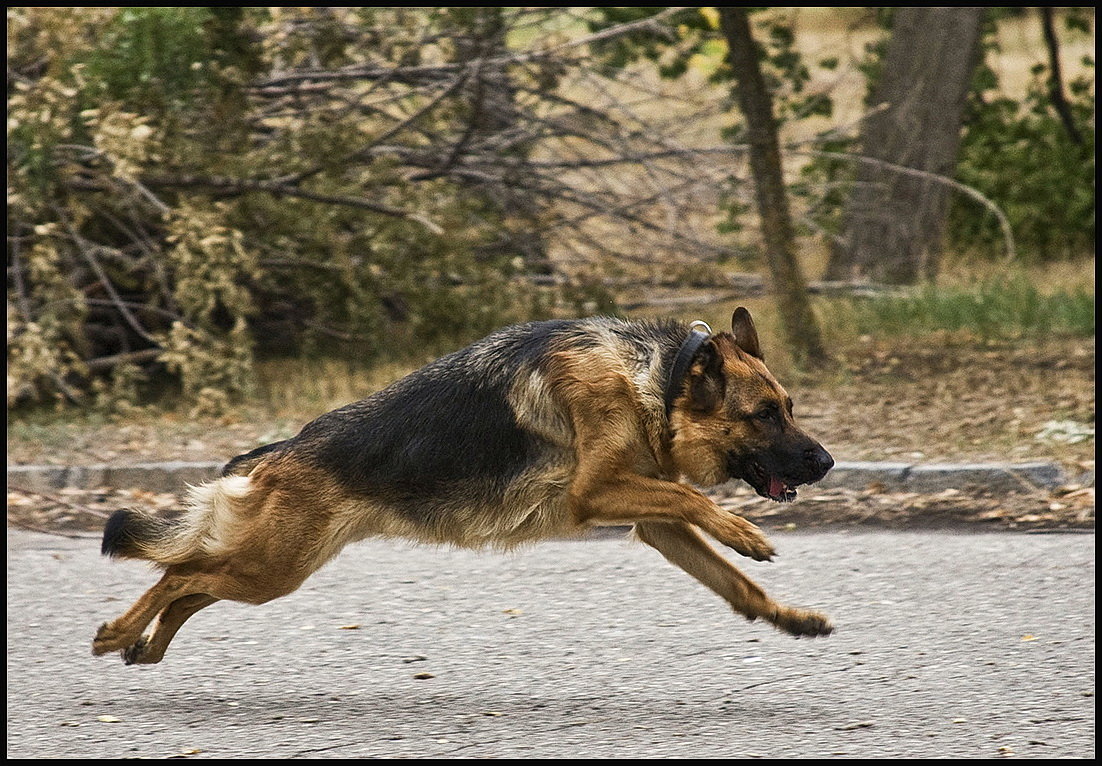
[669,308,833,501]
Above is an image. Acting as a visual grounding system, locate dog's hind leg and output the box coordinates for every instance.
[92,569,213,656]
[93,563,264,658]
[634,520,833,638]
[95,553,315,663]
[120,594,220,665]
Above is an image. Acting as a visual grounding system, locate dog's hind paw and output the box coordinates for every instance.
[92,621,127,656]
[121,636,149,665]
[773,607,834,638]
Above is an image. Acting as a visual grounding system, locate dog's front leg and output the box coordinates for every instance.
[569,474,776,562]
[634,520,833,637]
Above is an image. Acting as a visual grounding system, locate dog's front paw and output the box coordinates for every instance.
[772,607,833,638]
[714,515,776,561]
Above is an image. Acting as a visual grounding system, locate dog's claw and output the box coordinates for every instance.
[723,540,774,561]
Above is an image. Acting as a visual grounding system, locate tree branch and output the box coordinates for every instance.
[252,8,692,90]
[136,174,444,234]
[798,149,1017,263]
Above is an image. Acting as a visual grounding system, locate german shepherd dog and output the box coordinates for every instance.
[93,308,835,665]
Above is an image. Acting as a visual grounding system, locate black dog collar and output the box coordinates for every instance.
[663,321,713,418]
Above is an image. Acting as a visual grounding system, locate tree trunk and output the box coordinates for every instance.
[717,8,827,367]
[1039,7,1083,145]
[450,8,552,275]
[825,7,985,284]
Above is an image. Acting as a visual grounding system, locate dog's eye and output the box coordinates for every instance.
[756,405,779,422]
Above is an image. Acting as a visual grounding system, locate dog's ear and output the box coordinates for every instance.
[731,307,763,361]
[687,339,726,411]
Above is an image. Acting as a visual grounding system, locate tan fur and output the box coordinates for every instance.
[670,336,790,486]
[94,310,833,665]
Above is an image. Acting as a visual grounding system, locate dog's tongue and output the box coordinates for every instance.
[768,476,787,499]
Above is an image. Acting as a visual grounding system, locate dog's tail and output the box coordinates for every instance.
[101,475,253,566]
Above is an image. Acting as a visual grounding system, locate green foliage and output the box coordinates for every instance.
[589,7,834,120]
[74,8,218,113]
[826,276,1095,341]
[951,53,1095,260]
[8,7,1093,415]
[587,7,715,78]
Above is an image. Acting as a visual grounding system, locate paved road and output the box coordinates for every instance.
[6,526,1095,758]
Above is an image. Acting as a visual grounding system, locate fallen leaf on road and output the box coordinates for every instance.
[834,721,874,731]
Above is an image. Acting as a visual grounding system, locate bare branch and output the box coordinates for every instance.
[252,8,693,90]
[53,206,162,345]
[137,174,444,234]
[797,149,1017,262]
[84,348,161,373]
[1039,8,1084,145]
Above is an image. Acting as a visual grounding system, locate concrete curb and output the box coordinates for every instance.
[7,461,224,494]
[814,460,1070,494]
[7,459,1075,495]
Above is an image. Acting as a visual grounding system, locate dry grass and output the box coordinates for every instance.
[253,356,437,420]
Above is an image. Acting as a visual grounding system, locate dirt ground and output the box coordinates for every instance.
[6,334,1094,535]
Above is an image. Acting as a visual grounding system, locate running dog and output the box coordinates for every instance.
[94,307,835,665]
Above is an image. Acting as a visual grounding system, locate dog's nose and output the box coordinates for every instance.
[805,445,834,477]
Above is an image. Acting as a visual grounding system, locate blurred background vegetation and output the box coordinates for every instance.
[7,7,1095,418]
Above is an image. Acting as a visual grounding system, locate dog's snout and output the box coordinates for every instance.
[805,445,834,477]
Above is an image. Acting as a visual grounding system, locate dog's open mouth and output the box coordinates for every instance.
[742,459,798,503]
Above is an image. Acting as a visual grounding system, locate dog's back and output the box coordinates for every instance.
[289,319,578,512]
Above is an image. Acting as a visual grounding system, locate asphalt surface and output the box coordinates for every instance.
[6,526,1095,759]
